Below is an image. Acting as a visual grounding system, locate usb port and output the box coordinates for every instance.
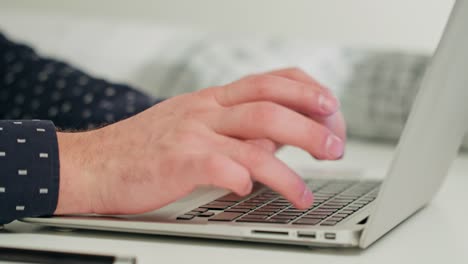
[297,231,316,239]
[324,233,336,240]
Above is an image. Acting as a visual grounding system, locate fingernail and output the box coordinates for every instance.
[244,180,253,195]
[318,94,338,113]
[325,134,344,159]
[301,187,313,206]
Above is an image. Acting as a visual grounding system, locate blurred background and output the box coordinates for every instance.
[1,0,454,50]
[1,0,466,148]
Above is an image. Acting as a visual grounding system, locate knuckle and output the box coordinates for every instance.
[287,66,306,75]
[199,86,226,106]
[246,74,276,96]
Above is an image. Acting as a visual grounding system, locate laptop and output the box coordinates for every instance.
[23,0,468,248]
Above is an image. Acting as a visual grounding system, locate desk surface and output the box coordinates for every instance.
[1,140,467,263]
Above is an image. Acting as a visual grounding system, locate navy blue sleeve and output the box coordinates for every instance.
[0,120,59,224]
[0,32,161,131]
[0,32,164,225]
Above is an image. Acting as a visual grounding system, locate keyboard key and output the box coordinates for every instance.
[320,221,338,226]
[276,212,302,217]
[237,217,270,223]
[247,211,273,216]
[270,215,296,220]
[302,215,326,220]
[327,217,344,222]
[320,206,343,213]
[267,218,292,224]
[200,202,235,210]
[208,212,244,221]
[320,205,343,209]
[262,205,287,209]
[255,208,278,213]
[333,213,349,218]
[216,193,244,202]
[246,199,266,203]
[314,207,336,211]
[311,212,334,216]
[193,208,208,213]
[283,209,308,213]
[271,203,289,207]
[231,206,254,211]
[241,215,269,220]
[293,219,321,225]
[225,208,250,213]
[239,202,260,206]
[310,210,335,215]
[236,218,275,224]
[326,200,351,206]
[233,203,257,207]
[330,197,354,202]
[198,211,215,217]
[185,211,200,216]
[177,214,195,220]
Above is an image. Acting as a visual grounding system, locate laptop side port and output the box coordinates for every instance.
[251,230,289,236]
[324,232,336,240]
[297,231,316,239]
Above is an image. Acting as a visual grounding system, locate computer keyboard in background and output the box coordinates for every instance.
[177,180,380,226]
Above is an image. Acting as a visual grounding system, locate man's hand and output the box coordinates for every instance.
[54,68,346,215]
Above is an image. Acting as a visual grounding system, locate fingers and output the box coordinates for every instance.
[190,153,253,196]
[264,68,347,140]
[213,72,339,117]
[245,138,281,153]
[209,133,313,209]
[311,112,347,142]
[211,102,344,160]
[265,68,346,141]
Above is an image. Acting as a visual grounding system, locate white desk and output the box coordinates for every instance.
[1,140,467,263]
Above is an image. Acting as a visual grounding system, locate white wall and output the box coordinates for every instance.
[0,0,455,51]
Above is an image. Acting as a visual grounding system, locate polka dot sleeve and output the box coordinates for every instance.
[0,120,59,225]
[0,32,162,131]
[0,32,164,224]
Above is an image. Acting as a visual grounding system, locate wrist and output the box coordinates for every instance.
[54,130,100,215]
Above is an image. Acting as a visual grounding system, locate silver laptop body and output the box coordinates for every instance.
[23,0,468,249]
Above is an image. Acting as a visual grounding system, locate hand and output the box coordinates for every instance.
[54,68,346,215]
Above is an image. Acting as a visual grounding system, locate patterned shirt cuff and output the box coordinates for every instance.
[0,120,59,224]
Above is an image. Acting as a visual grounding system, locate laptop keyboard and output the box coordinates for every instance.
[176,180,380,226]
